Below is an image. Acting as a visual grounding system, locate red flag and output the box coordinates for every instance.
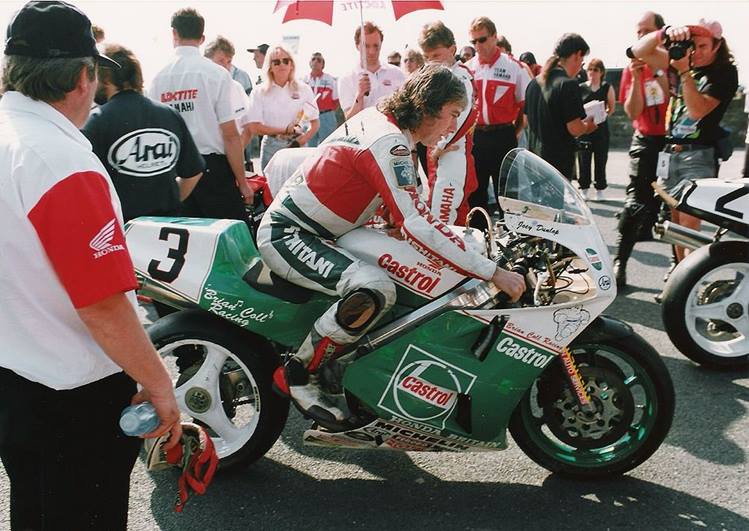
[391,0,444,20]
[274,0,335,25]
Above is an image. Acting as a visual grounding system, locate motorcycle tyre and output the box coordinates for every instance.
[509,333,675,479]
[661,241,749,369]
[148,310,289,473]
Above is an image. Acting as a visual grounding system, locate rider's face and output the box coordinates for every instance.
[422,45,457,67]
[414,101,463,147]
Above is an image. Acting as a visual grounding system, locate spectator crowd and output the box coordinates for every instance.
[0,2,744,528]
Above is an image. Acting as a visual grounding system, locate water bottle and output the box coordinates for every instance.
[119,402,160,436]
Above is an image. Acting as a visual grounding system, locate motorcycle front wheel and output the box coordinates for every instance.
[148,310,289,472]
[509,333,674,479]
[661,241,749,369]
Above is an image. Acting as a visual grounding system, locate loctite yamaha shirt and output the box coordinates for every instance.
[467,49,531,126]
[265,107,497,280]
[427,61,479,225]
[304,71,339,112]
[0,92,138,390]
[148,46,238,155]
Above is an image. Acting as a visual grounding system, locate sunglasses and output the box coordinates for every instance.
[271,58,291,66]
[469,35,490,45]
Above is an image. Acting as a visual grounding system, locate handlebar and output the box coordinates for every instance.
[494,257,531,306]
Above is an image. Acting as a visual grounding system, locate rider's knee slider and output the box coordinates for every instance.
[335,289,384,334]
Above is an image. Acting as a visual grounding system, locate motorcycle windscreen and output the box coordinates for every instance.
[498,148,592,226]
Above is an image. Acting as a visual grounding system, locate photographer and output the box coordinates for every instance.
[613,11,668,288]
[629,19,738,265]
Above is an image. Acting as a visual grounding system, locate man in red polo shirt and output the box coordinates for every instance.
[304,51,340,147]
[466,16,530,229]
[613,11,668,288]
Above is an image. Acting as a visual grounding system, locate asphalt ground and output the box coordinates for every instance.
[1,149,747,530]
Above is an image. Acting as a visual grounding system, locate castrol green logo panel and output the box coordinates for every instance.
[377,345,477,429]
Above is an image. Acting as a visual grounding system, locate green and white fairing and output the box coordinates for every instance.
[125,149,617,453]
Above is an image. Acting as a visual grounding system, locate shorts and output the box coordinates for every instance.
[657,146,715,200]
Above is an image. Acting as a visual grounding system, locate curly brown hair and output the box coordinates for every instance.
[378,64,466,132]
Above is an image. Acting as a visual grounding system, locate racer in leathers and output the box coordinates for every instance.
[257,65,525,425]
[418,21,479,226]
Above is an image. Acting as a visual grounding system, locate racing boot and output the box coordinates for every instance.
[273,333,346,424]
[613,232,635,289]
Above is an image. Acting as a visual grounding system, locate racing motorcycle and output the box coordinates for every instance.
[654,177,749,369]
[126,149,674,479]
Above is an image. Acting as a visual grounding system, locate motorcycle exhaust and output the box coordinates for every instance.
[652,221,713,250]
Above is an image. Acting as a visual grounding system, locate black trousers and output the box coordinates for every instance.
[0,369,141,530]
[577,127,610,190]
[469,125,517,228]
[183,153,247,222]
[615,133,666,264]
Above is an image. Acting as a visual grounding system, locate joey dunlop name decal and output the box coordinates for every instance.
[202,287,274,326]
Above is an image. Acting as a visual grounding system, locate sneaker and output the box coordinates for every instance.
[579,188,590,200]
[594,189,606,202]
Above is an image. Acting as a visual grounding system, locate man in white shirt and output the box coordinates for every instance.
[0,2,180,527]
[338,21,405,119]
[149,8,252,222]
[205,36,253,153]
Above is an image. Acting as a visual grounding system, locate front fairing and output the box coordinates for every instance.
[499,148,616,305]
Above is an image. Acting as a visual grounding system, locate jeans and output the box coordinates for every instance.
[307,111,338,148]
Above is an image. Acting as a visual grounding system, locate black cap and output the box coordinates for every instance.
[247,43,269,54]
[4,1,119,68]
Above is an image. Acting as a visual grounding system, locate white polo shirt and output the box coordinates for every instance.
[338,63,405,112]
[149,46,238,155]
[0,92,138,390]
[246,80,319,130]
[231,79,251,131]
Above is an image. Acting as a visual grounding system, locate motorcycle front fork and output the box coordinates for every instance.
[558,347,596,414]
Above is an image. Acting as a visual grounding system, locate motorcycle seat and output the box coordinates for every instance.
[243,260,313,304]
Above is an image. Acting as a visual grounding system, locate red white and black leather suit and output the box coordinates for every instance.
[257,106,496,422]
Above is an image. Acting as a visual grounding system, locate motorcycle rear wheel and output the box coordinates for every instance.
[509,334,674,478]
[661,241,749,369]
[148,310,289,472]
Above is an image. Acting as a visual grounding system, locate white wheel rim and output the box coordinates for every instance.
[158,339,262,459]
[684,262,749,358]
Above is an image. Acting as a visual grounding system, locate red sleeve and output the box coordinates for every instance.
[619,67,632,104]
[28,171,138,308]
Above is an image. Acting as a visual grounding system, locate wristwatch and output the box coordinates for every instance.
[653,69,666,78]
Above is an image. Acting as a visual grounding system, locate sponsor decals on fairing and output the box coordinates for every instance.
[377,345,477,429]
[377,253,442,295]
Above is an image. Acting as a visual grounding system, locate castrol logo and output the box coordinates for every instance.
[397,376,456,409]
[378,253,441,295]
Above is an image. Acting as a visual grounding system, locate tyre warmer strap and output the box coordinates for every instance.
[145,422,219,513]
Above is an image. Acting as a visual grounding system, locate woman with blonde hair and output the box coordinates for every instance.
[247,45,320,171]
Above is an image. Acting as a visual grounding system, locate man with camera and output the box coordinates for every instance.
[629,19,738,265]
[612,12,668,288]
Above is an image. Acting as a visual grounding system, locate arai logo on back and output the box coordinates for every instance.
[107,128,180,177]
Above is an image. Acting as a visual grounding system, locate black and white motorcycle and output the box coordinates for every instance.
[654,178,749,368]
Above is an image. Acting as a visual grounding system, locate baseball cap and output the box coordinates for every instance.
[698,18,723,40]
[247,43,269,54]
[4,1,119,68]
